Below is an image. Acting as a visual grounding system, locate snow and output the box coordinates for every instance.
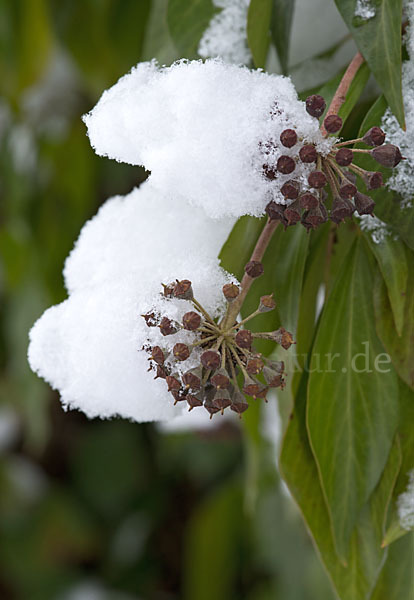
[397,469,414,530]
[198,0,251,65]
[83,59,334,219]
[358,214,389,244]
[354,0,376,21]
[28,182,236,423]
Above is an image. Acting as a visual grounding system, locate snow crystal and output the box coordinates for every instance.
[83,59,334,219]
[397,469,414,530]
[198,0,251,65]
[28,181,236,423]
[358,214,389,244]
[354,0,376,20]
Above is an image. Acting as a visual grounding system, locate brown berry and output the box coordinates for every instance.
[173,343,190,361]
[150,346,165,365]
[324,114,343,134]
[266,201,287,222]
[308,170,327,189]
[339,182,357,199]
[166,375,181,392]
[173,279,193,300]
[263,164,277,180]
[235,329,252,349]
[335,148,353,166]
[182,311,201,330]
[200,350,221,370]
[280,129,298,148]
[354,192,375,215]
[263,365,284,388]
[222,283,240,302]
[285,199,302,225]
[245,261,264,278]
[182,368,202,390]
[330,196,354,223]
[211,369,230,389]
[281,180,300,199]
[259,294,276,313]
[277,155,296,174]
[273,327,295,349]
[159,317,177,336]
[371,144,403,167]
[363,171,383,190]
[307,204,328,228]
[187,393,203,410]
[142,312,158,327]
[246,357,265,375]
[363,126,385,147]
[305,94,326,118]
[299,144,317,163]
[300,192,318,210]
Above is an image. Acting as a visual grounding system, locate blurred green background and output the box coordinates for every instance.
[0,2,339,598]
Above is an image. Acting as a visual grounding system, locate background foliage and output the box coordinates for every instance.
[0,1,413,599]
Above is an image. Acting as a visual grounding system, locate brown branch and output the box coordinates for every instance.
[321,51,365,135]
[222,218,279,329]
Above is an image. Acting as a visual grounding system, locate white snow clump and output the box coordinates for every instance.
[354,0,376,20]
[28,181,236,422]
[198,0,251,65]
[83,59,334,219]
[358,214,389,244]
[397,469,414,530]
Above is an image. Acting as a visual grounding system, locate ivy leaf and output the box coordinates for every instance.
[373,262,414,390]
[167,0,218,58]
[334,0,404,128]
[307,237,399,561]
[382,381,414,547]
[270,0,295,74]
[364,235,408,337]
[371,533,414,600]
[247,0,273,69]
[280,369,402,600]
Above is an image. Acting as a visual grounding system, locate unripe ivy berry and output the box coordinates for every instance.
[280,128,298,148]
[159,317,177,336]
[299,144,317,163]
[259,294,276,313]
[354,191,375,215]
[173,279,193,300]
[305,94,326,118]
[371,144,403,167]
[245,260,264,278]
[363,171,383,190]
[200,350,221,370]
[300,192,318,210]
[246,357,265,375]
[173,343,190,361]
[285,199,302,224]
[182,311,201,330]
[331,197,354,223]
[235,329,252,349]
[222,283,240,302]
[339,182,357,199]
[323,114,343,133]
[265,201,287,222]
[150,346,165,365]
[263,164,277,180]
[307,204,328,228]
[277,155,296,174]
[335,148,353,166]
[281,180,300,199]
[308,170,327,189]
[363,126,385,146]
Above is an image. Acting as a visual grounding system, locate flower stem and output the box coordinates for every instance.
[221,218,279,330]
[321,51,365,136]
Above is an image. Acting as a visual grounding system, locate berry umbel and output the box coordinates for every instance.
[262,94,403,230]
[143,278,292,419]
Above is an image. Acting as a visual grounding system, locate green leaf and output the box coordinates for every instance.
[334,0,404,128]
[382,381,414,547]
[167,0,217,58]
[371,533,414,600]
[270,0,295,74]
[247,0,273,69]
[307,237,399,560]
[365,235,408,337]
[374,262,414,389]
[355,96,414,251]
[280,370,402,600]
